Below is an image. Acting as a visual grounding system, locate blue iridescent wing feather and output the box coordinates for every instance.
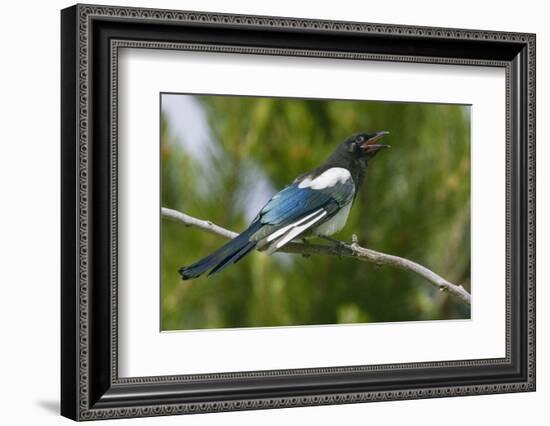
[259,179,355,226]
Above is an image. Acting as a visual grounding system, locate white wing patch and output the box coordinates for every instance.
[264,209,327,255]
[298,167,351,190]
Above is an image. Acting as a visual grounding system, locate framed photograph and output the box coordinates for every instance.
[61,4,536,421]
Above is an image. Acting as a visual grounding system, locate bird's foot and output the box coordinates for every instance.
[319,235,349,257]
[301,238,311,258]
[320,235,345,246]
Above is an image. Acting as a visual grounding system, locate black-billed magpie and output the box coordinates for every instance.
[179,131,389,280]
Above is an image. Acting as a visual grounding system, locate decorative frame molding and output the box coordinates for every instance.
[61,3,535,421]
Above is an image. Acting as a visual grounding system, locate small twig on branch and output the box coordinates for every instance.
[162,207,471,304]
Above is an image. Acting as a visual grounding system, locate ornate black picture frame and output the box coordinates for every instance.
[61,3,536,421]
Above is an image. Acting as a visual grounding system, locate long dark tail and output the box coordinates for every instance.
[179,221,262,280]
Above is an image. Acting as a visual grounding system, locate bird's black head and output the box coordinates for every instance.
[343,131,390,161]
[322,131,390,180]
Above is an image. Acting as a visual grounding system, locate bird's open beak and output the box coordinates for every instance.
[361,131,390,152]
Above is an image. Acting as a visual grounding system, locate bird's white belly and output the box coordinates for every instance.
[313,203,352,236]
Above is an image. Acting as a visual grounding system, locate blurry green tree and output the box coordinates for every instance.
[161,95,470,330]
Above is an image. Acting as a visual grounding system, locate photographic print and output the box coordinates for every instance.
[160,94,471,331]
[61,5,535,419]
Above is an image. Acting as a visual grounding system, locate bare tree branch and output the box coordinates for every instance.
[162,207,471,304]
[162,207,238,240]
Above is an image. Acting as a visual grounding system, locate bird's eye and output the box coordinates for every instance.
[356,136,365,143]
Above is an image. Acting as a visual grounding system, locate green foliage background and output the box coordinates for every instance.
[161,95,471,330]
